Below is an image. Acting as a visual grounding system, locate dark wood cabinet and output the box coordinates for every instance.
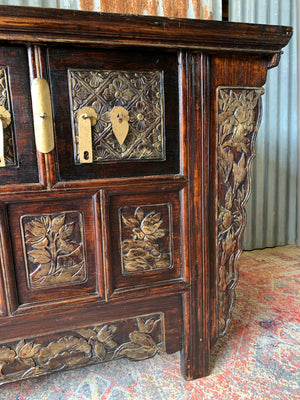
[0,6,291,385]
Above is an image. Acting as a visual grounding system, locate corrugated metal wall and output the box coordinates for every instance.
[0,0,222,19]
[229,0,298,249]
[297,1,300,246]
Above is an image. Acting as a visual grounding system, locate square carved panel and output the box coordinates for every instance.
[119,204,173,275]
[21,211,87,289]
[68,69,165,163]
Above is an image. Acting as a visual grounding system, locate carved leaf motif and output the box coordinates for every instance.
[26,220,46,241]
[0,346,15,363]
[137,317,160,334]
[32,237,49,250]
[59,223,75,240]
[114,332,158,361]
[15,341,41,359]
[96,325,118,349]
[76,328,97,339]
[135,207,144,221]
[94,342,106,360]
[51,215,66,233]
[122,214,139,228]
[225,186,233,209]
[28,249,51,264]
[219,146,234,182]
[233,154,247,192]
[58,239,77,254]
[38,337,91,366]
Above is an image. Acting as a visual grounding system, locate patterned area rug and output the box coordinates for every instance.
[1,245,299,399]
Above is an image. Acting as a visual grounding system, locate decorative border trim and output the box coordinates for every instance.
[0,312,165,385]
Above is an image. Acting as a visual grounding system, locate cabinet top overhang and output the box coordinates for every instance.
[0,5,292,54]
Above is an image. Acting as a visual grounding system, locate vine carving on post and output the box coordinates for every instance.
[217,87,264,337]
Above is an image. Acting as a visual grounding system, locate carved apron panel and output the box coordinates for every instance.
[217,87,264,337]
[21,211,87,289]
[0,313,164,385]
[69,70,165,163]
[119,204,173,274]
[0,67,16,167]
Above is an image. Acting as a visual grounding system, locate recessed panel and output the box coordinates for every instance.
[120,203,172,275]
[7,193,103,307]
[21,211,87,289]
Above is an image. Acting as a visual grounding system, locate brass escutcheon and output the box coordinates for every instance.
[110,106,129,146]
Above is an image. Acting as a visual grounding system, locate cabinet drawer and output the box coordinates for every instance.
[7,192,103,309]
[0,46,38,186]
[105,189,182,295]
[48,47,179,181]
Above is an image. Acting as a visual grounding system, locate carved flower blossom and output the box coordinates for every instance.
[131,101,156,132]
[103,78,134,105]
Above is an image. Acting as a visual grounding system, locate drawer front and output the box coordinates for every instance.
[0,46,38,186]
[7,193,104,308]
[106,189,182,295]
[48,47,179,180]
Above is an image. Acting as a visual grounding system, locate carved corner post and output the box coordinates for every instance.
[208,54,286,346]
[216,87,264,337]
[180,51,211,380]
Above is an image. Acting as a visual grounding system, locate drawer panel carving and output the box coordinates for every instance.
[69,69,165,163]
[107,190,182,294]
[120,204,172,274]
[7,194,103,307]
[21,211,87,289]
[0,67,16,167]
[0,313,164,385]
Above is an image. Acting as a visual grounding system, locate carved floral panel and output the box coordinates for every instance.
[120,204,173,274]
[217,87,264,337]
[21,211,87,289]
[0,67,16,166]
[69,69,165,162]
[0,313,164,385]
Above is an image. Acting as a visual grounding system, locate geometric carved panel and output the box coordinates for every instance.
[68,69,165,163]
[217,86,264,337]
[0,313,164,386]
[0,67,16,166]
[21,211,87,289]
[119,204,173,274]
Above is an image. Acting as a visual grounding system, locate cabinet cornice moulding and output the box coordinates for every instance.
[0,5,292,54]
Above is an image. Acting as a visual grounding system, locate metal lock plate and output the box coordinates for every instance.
[31,77,55,154]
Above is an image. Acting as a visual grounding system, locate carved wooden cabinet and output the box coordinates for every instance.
[0,6,291,385]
